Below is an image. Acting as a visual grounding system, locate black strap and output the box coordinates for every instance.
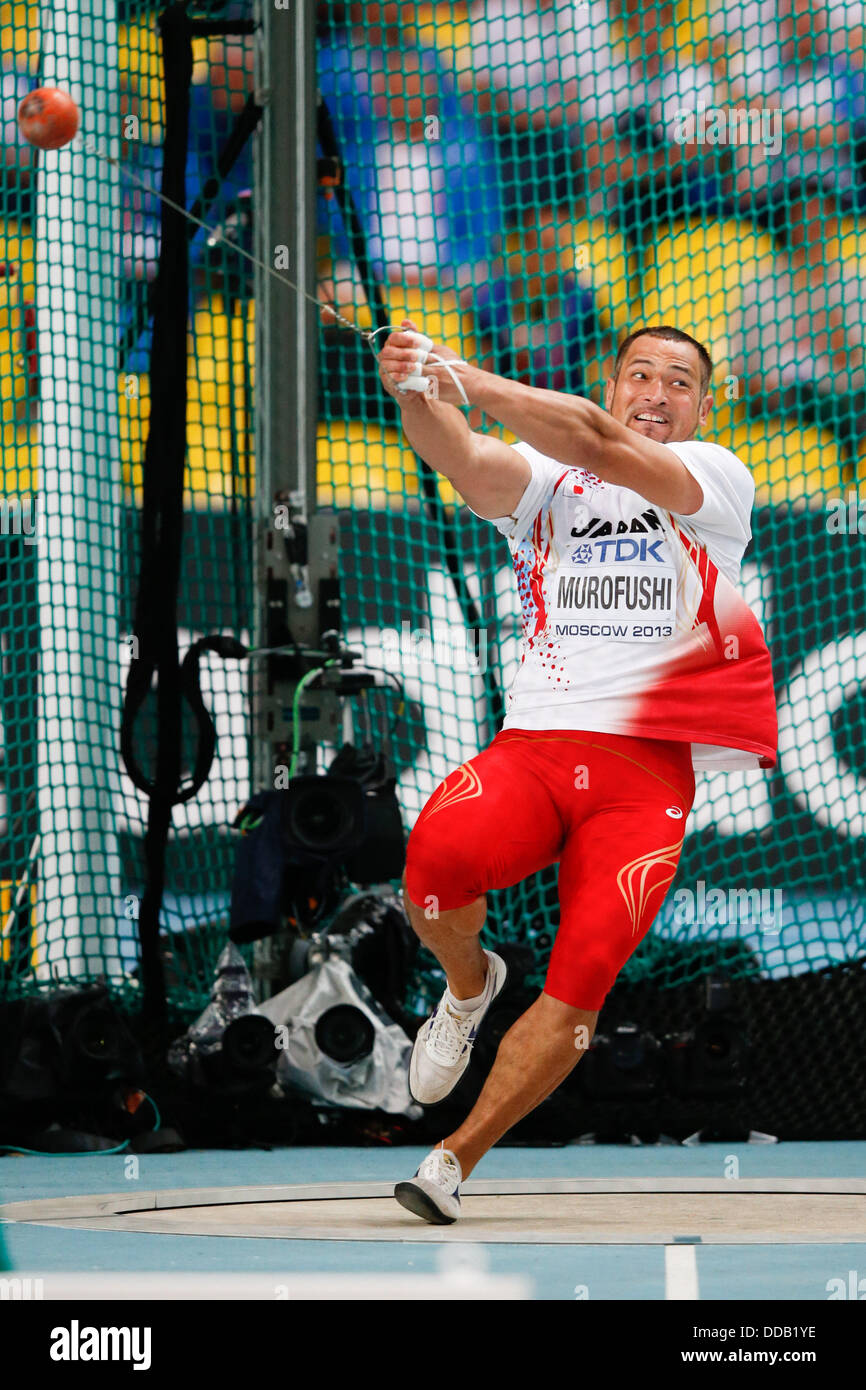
[121,636,248,804]
[122,2,192,1032]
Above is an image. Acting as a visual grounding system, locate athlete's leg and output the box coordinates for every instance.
[402,737,566,1001]
[401,875,488,1002]
[437,734,695,1176]
[543,739,695,1010]
[439,992,598,1177]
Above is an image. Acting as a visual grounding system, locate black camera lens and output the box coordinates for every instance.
[286,781,361,855]
[220,1015,278,1074]
[314,1005,375,1064]
[66,1006,124,1067]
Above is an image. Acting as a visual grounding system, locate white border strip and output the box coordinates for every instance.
[0,1271,530,1301]
[665,1245,700,1300]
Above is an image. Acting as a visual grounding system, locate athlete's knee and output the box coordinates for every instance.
[403,815,484,917]
[545,948,614,1014]
[536,989,600,1029]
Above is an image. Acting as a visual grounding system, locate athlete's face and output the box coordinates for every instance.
[604,337,712,444]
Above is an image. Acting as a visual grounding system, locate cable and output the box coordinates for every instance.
[380,668,407,738]
[245,644,335,659]
[0,1139,130,1157]
[314,102,507,726]
[0,1091,162,1155]
[75,138,455,400]
[338,668,407,745]
[100,124,500,724]
[78,110,505,726]
[104,146,360,334]
[289,661,341,778]
[85,140,401,385]
[142,1091,162,1133]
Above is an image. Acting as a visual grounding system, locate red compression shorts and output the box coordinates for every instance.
[404,729,696,1011]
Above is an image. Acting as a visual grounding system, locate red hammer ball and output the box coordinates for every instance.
[17,87,80,150]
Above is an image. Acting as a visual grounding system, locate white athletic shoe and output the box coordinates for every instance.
[408,948,507,1105]
[394,1146,463,1224]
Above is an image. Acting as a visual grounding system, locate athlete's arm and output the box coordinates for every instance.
[378,337,530,519]
[463,370,703,515]
[381,325,701,514]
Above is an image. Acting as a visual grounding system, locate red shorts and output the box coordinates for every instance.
[404,729,696,1010]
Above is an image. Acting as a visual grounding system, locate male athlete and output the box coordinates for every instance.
[377,321,777,1224]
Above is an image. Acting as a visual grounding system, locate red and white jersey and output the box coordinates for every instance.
[473,437,778,771]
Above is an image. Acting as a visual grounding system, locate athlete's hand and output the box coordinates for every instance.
[377,319,474,406]
[377,318,429,399]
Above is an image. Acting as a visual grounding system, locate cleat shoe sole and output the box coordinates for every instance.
[394,1180,458,1225]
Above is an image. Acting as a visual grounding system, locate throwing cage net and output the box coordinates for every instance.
[0,1,256,1018]
[0,0,864,1136]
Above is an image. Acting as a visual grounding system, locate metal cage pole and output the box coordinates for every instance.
[253,0,318,516]
[251,0,334,991]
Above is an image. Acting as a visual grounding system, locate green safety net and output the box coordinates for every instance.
[315,0,866,1013]
[0,2,257,1018]
[0,1,864,1034]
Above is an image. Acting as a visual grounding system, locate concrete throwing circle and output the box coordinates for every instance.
[2,1178,865,1244]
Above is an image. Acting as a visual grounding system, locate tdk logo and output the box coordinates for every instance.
[573,538,668,564]
[600,537,667,562]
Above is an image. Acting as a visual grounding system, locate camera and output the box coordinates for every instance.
[579,1023,664,1100]
[229,743,406,943]
[258,948,418,1116]
[167,943,280,1096]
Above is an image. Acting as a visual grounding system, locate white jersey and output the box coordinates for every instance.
[471,438,778,771]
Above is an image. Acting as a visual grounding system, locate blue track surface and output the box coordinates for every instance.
[2,1143,864,1300]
